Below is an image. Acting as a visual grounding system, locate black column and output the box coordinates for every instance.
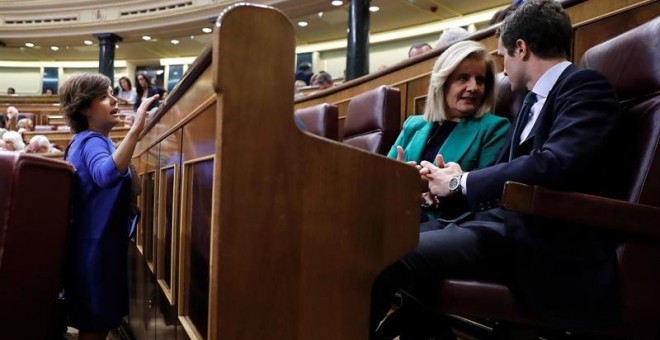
[346,0,370,81]
[93,33,122,83]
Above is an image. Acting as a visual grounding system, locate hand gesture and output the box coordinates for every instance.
[131,94,159,135]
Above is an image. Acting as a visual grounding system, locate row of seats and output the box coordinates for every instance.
[294,85,401,155]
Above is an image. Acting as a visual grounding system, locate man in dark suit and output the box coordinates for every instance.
[370,1,621,338]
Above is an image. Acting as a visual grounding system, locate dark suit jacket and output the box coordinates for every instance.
[467,65,622,328]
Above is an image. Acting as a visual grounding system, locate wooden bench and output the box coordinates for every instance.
[130,4,420,339]
[23,126,130,150]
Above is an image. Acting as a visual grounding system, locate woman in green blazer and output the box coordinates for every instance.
[387,41,510,219]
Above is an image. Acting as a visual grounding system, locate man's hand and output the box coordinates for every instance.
[419,154,463,197]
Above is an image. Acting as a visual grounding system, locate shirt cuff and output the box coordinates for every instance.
[460,172,468,195]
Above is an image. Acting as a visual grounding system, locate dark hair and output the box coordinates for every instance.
[135,73,153,96]
[408,42,432,57]
[315,72,333,85]
[119,76,132,90]
[59,73,111,133]
[7,87,15,94]
[496,0,572,60]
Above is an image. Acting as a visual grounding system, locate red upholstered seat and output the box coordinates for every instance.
[342,85,401,155]
[295,103,339,140]
[0,152,74,338]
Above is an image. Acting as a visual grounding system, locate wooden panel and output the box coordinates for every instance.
[573,1,660,62]
[23,126,129,150]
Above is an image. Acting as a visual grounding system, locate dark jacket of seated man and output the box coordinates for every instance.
[370,1,622,338]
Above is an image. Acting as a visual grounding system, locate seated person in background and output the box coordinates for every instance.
[295,63,313,86]
[5,106,19,130]
[2,131,25,151]
[7,87,15,95]
[116,76,137,105]
[408,42,432,58]
[434,27,469,49]
[44,88,55,96]
[124,113,136,128]
[24,134,57,154]
[315,72,334,90]
[0,110,7,129]
[388,40,510,220]
[17,118,34,133]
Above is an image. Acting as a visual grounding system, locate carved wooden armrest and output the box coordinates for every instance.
[501,181,660,240]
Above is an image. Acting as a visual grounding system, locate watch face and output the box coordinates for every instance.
[449,177,459,191]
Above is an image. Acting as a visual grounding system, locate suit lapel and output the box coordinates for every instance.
[406,122,434,162]
[439,119,478,164]
[519,65,576,146]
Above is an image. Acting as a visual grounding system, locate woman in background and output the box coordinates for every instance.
[134,73,160,112]
[116,76,137,105]
[61,73,158,340]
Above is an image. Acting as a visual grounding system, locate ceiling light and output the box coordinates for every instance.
[190,35,195,39]
[50,46,59,51]
[171,39,180,45]
[298,21,308,27]
[142,36,152,41]
[202,27,212,33]
[318,11,324,17]
[84,40,93,45]
[369,6,380,12]
[115,44,119,49]
[25,42,35,47]
[331,1,343,6]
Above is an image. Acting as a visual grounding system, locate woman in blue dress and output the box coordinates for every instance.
[60,73,158,340]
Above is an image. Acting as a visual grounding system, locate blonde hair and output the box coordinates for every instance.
[423,40,497,122]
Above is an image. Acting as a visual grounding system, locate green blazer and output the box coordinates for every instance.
[387,113,510,170]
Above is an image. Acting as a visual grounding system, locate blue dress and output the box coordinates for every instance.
[65,130,133,332]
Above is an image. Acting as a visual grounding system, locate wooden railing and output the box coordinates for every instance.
[294,0,658,140]
[131,4,419,340]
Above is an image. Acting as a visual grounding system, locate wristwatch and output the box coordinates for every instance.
[448,174,463,193]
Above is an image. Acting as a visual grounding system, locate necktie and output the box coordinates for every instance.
[509,91,537,161]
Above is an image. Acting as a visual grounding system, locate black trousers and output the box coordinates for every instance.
[370,209,513,339]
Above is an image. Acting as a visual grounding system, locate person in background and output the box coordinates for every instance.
[134,73,160,112]
[295,63,313,86]
[116,76,137,105]
[16,118,33,133]
[408,42,433,58]
[24,134,56,154]
[434,27,470,49]
[5,106,19,131]
[315,72,334,90]
[2,131,25,151]
[388,40,509,220]
[44,88,55,96]
[124,113,136,128]
[60,73,158,340]
[7,87,15,95]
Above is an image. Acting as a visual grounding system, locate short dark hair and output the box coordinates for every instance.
[496,0,572,59]
[59,73,111,133]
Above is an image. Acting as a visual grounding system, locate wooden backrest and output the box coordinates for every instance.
[134,4,420,340]
[0,152,74,338]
